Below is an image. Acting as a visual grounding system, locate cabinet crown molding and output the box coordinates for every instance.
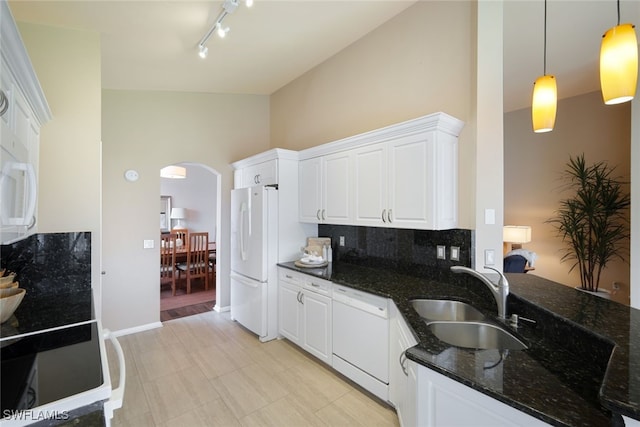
[231,147,298,170]
[298,112,464,160]
[1,2,52,126]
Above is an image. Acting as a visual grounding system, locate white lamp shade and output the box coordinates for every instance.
[161,165,187,179]
[503,225,532,244]
[170,208,186,220]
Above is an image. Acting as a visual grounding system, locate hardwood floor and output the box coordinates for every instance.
[160,300,215,322]
[108,311,399,427]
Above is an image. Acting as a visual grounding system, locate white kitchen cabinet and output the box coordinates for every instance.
[278,278,303,343]
[301,286,332,362]
[389,302,419,427]
[299,112,464,230]
[240,159,278,188]
[322,151,352,224]
[414,362,549,426]
[0,3,51,244]
[298,157,322,222]
[278,268,332,364]
[353,142,386,225]
[354,131,458,230]
[299,152,352,224]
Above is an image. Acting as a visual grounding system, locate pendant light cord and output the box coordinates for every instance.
[616,0,620,26]
[543,0,547,76]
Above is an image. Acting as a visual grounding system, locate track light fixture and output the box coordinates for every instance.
[197,0,253,58]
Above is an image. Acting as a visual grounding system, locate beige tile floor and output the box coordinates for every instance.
[107,311,400,427]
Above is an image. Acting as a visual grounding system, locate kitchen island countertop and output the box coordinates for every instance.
[279,261,639,427]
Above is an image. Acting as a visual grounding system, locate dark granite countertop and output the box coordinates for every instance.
[278,261,639,427]
[0,288,94,340]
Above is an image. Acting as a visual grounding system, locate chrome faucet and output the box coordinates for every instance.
[451,266,510,320]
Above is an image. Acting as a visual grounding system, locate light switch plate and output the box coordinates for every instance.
[143,239,154,249]
[484,209,496,225]
[484,249,495,265]
[450,246,460,261]
[437,245,446,260]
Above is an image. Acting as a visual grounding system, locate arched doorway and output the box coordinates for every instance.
[159,162,221,320]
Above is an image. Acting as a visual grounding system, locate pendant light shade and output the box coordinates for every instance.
[532,75,557,133]
[600,23,638,105]
[531,0,556,133]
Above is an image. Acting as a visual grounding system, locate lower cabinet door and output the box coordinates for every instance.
[302,291,332,364]
[278,281,302,345]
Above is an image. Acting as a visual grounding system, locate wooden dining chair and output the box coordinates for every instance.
[173,228,189,249]
[177,232,209,294]
[160,233,178,295]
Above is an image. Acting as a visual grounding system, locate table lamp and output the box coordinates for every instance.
[171,207,186,229]
[503,225,532,251]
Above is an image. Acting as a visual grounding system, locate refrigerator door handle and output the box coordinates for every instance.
[239,201,249,261]
[231,273,260,288]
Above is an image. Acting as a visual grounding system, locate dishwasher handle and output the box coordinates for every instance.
[333,286,388,319]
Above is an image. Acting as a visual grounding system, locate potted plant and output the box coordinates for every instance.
[547,154,630,293]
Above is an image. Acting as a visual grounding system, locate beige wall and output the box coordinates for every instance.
[271,0,492,237]
[271,0,477,229]
[101,90,269,331]
[17,23,103,311]
[504,91,631,304]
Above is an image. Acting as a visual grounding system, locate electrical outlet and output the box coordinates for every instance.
[339,236,345,246]
[437,245,446,260]
[143,239,154,249]
[450,246,460,261]
[484,249,495,265]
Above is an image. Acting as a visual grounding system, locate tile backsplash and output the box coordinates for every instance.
[318,224,473,281]
[0,232,92,297]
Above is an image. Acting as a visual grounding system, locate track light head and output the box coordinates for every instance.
[216,23,230,38]
[198,44,208,59]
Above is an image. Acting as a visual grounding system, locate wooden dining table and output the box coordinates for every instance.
[174,242,216,263]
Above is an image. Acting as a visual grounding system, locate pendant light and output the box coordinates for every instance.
[599,0,638,105]
[532,0,557,133]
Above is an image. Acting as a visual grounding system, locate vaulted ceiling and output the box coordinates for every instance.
[9,1,640,113]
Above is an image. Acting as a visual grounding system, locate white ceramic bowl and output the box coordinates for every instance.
[0,288,25,323]
[0,273,17,287]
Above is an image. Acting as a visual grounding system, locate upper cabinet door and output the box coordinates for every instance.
[387,134,432,229]
[299,157,322,223]
[322,151,352,224]
[241,159,278,188]
[353,143,387,226]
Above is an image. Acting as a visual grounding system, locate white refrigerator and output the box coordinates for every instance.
[230,185,278,342]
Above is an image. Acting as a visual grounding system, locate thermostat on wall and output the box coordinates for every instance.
[124,169,139,182]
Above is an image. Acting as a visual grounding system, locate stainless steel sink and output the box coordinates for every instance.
[428,321,528,350]
[410,299,486,322]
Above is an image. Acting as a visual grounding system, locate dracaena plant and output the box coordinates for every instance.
[547,154,630,292]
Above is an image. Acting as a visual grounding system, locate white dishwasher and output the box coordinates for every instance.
[332,284,389,401]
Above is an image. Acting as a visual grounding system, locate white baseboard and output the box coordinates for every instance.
[214,304,230,313]
[112,321,163,337]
